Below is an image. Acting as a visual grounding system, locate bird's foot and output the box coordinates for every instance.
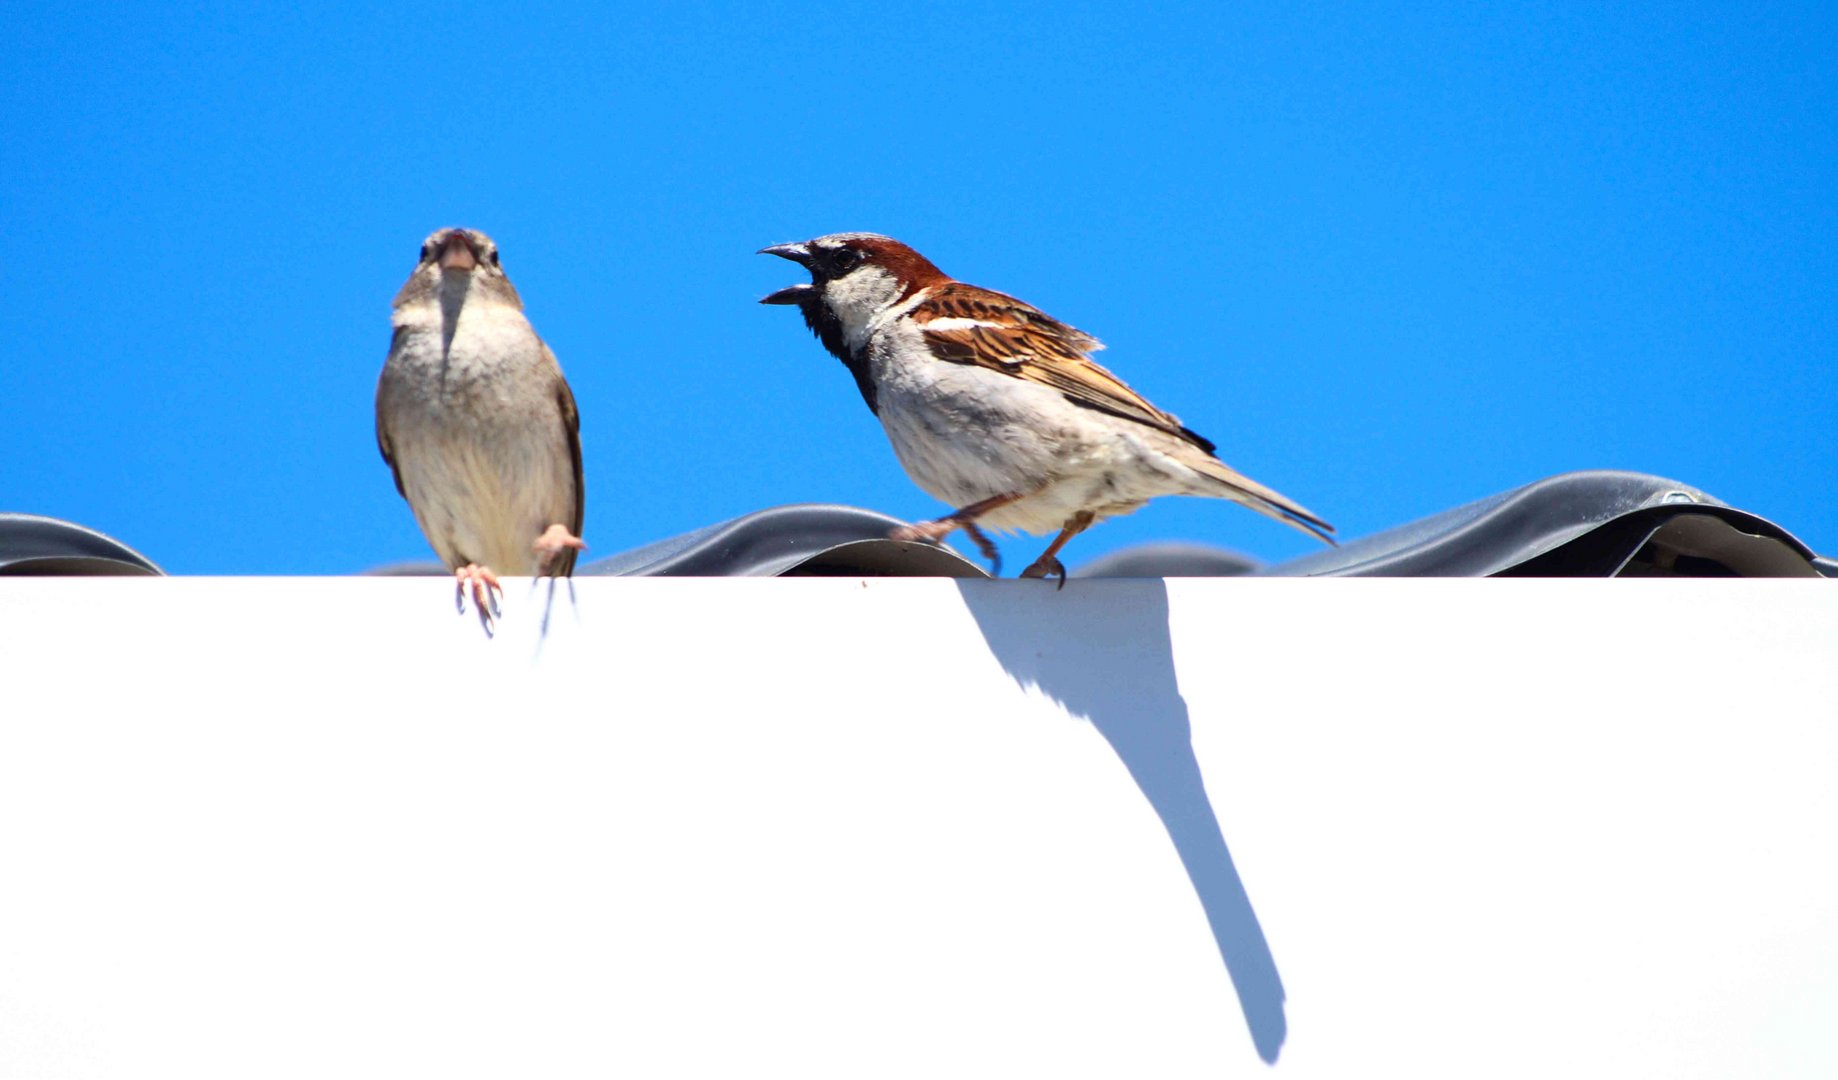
[1019,555,1069,590]
[890,492,1028,572]
[961,523,1002,576]
[533,524,587,575]
[889,519,957,546]
[454,564,504,635]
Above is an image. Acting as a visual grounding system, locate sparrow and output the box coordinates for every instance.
[376,227,585,633]
[759,233,1333,583]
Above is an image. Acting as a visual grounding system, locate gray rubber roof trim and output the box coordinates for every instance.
[553,471,1824,579]
[0,513,164,576]
[334,471,1838,580]
[579,504,987,578]
[1072,544,1261,579]
[1261,470,1819,578]
[8,469,1821,581]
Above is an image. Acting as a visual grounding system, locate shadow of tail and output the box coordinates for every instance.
[957,580,1287,1064]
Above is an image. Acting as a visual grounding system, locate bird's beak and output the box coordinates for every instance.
[758,242,812,267]
[440,233,477,272]
[759,242,815,304]
[759,283,816,305]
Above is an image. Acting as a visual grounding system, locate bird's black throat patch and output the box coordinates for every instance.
[800,299,878,414]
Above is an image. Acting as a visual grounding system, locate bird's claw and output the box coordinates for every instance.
[961,523,1002,576]
[1019,556,1069,590]
[454,564,503,635]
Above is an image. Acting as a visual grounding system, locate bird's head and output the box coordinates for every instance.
[758,233,947,359]
[394,227,521,310]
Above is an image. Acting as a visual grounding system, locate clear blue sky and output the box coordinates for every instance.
[3,4,1832,573]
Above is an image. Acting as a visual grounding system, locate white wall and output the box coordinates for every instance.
[1,578,1834,1078]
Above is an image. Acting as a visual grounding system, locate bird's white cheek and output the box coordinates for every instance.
[824,268,901,351]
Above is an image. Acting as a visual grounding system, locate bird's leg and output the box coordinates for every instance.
[889,491,1027,574]
[533,523,588,576]
[961,523,1002,576]
[454,563,503,634]
[1019,511,1095,589]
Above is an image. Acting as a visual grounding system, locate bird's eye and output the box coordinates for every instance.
[488,249,500,267]
[419,244,432,262]
[832,248,861,272]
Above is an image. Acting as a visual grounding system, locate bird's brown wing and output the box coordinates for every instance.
[375,425,406,498]
[549,344,586,578]
[376,328,409,498]
[914,283,1218,454]
[915,282,1335,543]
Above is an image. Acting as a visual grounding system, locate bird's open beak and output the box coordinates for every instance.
[759,242,814,304]
[759,283,816,305]
[440,233,478,272]
[758,242,812,267]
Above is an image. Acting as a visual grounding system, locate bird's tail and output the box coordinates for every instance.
[1190,457,1337,546]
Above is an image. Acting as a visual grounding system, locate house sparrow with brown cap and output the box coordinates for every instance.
[760,233,1332,584]
[376,228,585,633]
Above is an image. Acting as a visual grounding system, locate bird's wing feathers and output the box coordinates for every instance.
[915,284,1219,454]
[376,329,408,498]
[915,283,1335,544]
[549,342,586,578]
[376,425,406,498]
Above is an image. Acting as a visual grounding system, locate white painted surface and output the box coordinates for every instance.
[0,578,1834,1078]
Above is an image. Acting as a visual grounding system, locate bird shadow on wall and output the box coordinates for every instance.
[534,576,577,646]
[955,579,1288,1064]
